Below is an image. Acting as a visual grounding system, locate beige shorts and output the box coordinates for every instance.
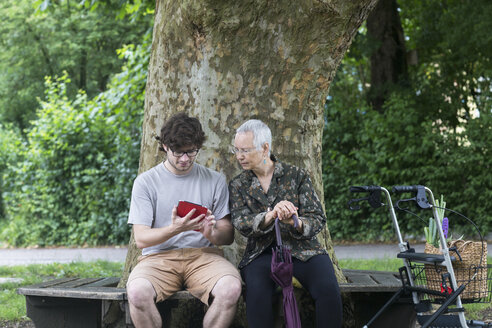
[127,247,241,304]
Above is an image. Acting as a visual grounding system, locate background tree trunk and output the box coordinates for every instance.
[367,0,408,111]
[120,0,377,295]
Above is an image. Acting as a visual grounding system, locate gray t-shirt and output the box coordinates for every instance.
[128,162,230,255]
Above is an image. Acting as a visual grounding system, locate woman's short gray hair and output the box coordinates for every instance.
[236,119,272,156]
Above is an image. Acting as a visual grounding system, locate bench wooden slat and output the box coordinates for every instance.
[342,268,397,275]
[85,277,120,288]
[370,272,401,287]
[55,278,101,288]
[339,283,399,293]
[18,277,78,290]
[168,290,195,300]
[345,272,378,286]
[19,286,126,300]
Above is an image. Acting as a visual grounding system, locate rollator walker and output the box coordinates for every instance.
[349,185,491,328]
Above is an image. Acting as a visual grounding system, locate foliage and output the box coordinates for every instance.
[0,36,150,246]
[0,260,123,320]
[0,124,23,219]
[0,0,152,130]
[323,0,492,241]
[35,0,155,21]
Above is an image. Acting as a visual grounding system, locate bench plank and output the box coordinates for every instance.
[19,277,78,289]
[55,278,102,288]
[370,272,402,286]
[345,272,378,285]
[18,284,126,300]
[85,277,120,288]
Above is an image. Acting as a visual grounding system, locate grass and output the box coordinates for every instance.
[1,258,490,322]
[0,261,124,321]
[339,258,402,272]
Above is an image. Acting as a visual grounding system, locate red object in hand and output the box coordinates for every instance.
[177,201,208,231]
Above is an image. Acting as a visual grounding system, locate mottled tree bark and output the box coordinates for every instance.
[117,1,378,326]
[121,0,378,285]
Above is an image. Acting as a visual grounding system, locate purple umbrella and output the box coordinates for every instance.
[271,216,302,328]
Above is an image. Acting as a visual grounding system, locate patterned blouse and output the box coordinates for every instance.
[229,157,328,269]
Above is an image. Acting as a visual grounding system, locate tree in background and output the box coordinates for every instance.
[0,0,154,246]
[366,0,408,111]
[323,0,492,241]
[0,0,152,130]
[0,37,150,246]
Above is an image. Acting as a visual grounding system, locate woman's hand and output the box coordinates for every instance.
[273,200,298,226]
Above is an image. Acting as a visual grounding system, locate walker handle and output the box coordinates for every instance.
[350,185,381,193]
[392,185,420,193]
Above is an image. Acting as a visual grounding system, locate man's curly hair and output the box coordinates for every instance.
[157,112,206,152]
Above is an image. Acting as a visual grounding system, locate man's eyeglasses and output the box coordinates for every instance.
[171,149,199,157]
[231,147,257,155]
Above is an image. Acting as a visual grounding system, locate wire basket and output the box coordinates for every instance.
[409,263,492,303]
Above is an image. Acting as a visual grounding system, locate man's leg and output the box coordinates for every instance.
[126,278,162,328]
[203,275,242,328]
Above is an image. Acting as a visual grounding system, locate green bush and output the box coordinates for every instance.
[323,89,492,242]
[0,36,150,246]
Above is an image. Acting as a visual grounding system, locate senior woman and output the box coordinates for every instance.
[228,119,342,328]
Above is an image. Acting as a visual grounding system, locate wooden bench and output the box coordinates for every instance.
[17,269,415,328]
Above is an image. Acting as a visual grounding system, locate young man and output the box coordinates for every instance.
[126,112,242,328]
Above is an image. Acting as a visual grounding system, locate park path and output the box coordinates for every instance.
[1,243,491,266]
[0,244,425,266]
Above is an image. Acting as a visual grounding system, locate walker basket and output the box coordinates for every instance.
[422,241,488,302]
[410,263,492,303]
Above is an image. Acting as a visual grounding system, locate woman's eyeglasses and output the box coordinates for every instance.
[231,147,256,155]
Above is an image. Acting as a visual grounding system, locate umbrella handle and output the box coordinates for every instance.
[274,218,283,246]
[274,215,299,246]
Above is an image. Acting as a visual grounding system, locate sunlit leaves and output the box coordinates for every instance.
[0,38,150,246]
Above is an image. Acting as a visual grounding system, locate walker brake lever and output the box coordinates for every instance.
[348,186,383,210]
[395,197,416,211]
[395,186,431,210]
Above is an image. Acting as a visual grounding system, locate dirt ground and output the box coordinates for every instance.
[0,321,34,328]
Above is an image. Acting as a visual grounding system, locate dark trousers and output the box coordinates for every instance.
[241,251,343,328]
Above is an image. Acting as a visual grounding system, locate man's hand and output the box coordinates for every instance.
[171,206,206,232]
[133,206,208,249]
[200,209,217,240]
[200,213,234,246]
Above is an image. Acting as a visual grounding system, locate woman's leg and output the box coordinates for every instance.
[293,254,343,328]
[241,252,277,328]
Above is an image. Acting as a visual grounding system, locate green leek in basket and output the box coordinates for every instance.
[424,195,451,248]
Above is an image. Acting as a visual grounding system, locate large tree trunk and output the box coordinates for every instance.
[119,3,378,325]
